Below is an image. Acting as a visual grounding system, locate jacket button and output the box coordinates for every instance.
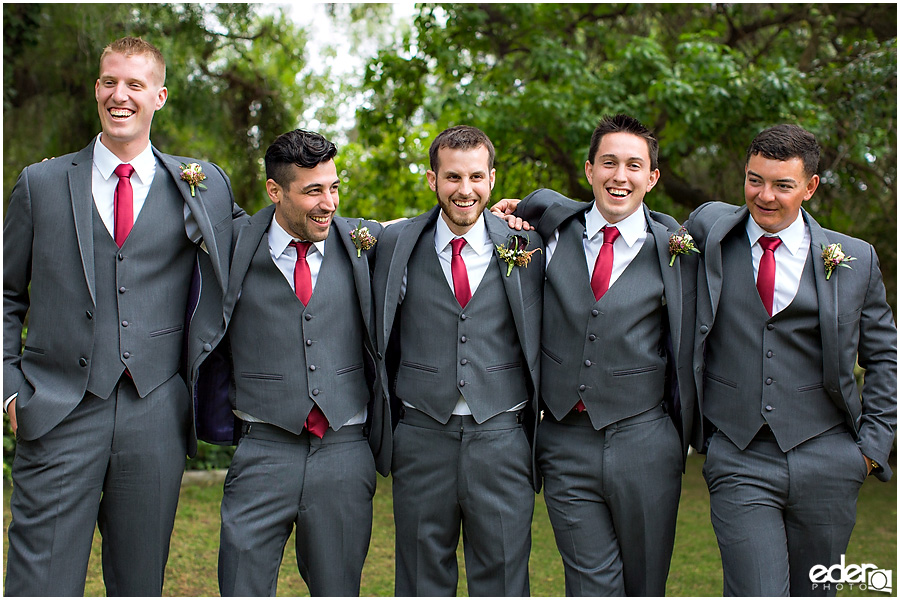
[699,325,709,334]
[203,343,212,352]
[767,324,775,330]
[79,358,88,367]
[86,310,93,320]
[376,352,383,360]
[123,352,131,359]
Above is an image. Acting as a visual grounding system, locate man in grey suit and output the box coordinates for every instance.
[3,37,242,595]
[493,114,698,596]
[685,124,896,596]
[374,125,543,596]
[216,129,387,596]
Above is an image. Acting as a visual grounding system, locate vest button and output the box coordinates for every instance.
[312,389,320,396]
[765,377,773,385]
[376,352,383,360]
[588,334,596,341]
[118,287,126,294]
[460,336,467,343]
[117,253,124,261]
[584,360,592,367]
[86,310,93,319]
[460,313,468,320]
[460,359,468,365]
[121,321,128,327]
[591,309,599,317]
[699,325,709,334]
[309,365,317,371]
[203,343,212,352]
[306,339,313,346]
[123,352,131,359]
[79,358,88,367]
[579,384,586,392]
[766,350,773,358]
[305,314,313,321]
[765,405,774,411]
[767,324,775,330]
[459,380,466,387]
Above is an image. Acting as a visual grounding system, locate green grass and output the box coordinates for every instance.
[3,453,895,596]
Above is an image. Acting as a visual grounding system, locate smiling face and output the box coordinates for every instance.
[95,51,167,161]
[585,131,659,224]
[268,160,339,242]
[744,154,819,233]
[428,145,495,236]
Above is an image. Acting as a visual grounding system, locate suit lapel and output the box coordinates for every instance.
[155,151,226,288]
[334,218,375,344]
[704,205,748,322]
[383,206,438,343]
[224,205,273,320]
[485,211,531,366]
[646,206,682,359]
[804,210,841,397]
[68,142,97,306]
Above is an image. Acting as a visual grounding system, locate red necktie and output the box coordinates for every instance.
[290,240,328,438]
[575,226,621,413]
[450,238,472,308]
[113,164,135,247]
[756,236,782,317]
[590,226,620,301]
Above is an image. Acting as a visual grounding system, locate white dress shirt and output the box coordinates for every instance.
[746,212,810,315]
[546,202,649,288]
[91,134,156,238]
[235,216,366,428]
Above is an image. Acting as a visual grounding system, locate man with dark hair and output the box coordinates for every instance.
[686,123,896,595]
[492,113,697,595]
[3,36,242,595]
[216,129,387,596]
[374,125,543,595]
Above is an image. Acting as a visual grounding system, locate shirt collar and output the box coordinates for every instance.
[434,210,490,255]
[269,213,327,259]
[584,202,647,247]
[745,210,807,256]
[93,133,155,184]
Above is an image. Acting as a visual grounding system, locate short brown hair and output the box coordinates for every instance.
[100,37,166,85]
[429,125,495,172]
[746,124,820,179]
[588,114,659,171]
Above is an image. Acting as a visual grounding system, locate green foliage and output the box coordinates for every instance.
[186,441,235,471]
[345,3,897,307]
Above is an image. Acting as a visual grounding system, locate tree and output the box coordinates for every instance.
[345,3,897,306]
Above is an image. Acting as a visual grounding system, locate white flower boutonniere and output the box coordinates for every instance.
[349,221,377,257]
[179,163,207,197]
[668,226,700,266]
[821,243,855,280]
[496,234,541,277]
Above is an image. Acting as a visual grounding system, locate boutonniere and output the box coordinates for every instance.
[179,162,207,197]
[821,243,855,280]
[668,226,700,266]
[495,235,541,277]
[349,221,377,257]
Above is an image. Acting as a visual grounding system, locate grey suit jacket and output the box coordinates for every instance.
[373,206,544,487]
[3,138,241,455]
[517,188,699,462]
[217,204,390,474]
[686,201,897,481]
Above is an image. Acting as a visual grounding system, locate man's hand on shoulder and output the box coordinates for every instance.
[490,198,533,231]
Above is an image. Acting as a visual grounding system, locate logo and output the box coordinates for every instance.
[809,554,892,593]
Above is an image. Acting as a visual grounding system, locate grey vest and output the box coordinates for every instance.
[229,232,369,434]
[86,171,194,400]
[395,228,528,424]
[703,230,845,451]
[541,215,667,428]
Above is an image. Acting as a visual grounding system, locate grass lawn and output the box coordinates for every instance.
[3,452,895,596]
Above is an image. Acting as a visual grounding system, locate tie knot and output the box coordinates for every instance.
[451,237,467,256]
[290,240,311,259]
[114,163,134,179]
[758,236,782,253]
[602,226,620,245]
